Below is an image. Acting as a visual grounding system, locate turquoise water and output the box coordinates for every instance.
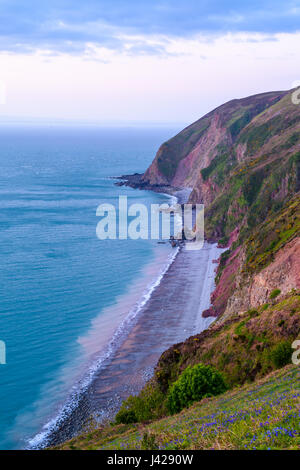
[0,125,178,449]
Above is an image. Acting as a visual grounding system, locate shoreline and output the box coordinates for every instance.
[114,173,192,203]
[29,181,222,449]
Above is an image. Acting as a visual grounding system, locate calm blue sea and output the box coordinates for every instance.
[0,125,178,449]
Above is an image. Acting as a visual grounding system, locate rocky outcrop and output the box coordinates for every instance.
[221,240,300,322]
[249,238,300,305]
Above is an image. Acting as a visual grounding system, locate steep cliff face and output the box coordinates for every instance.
[217,196,300,322]
[201,90,300,242]
[143,88,300,320]
[143,90,288,188]
[143,89,300,242]
[249,238,300,305]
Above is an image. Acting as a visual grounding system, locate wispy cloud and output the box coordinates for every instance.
[0,29,299,123]
[0,0,299,55]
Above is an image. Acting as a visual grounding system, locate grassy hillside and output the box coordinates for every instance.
[144,90,287,183]
[243,195,300,274]
[198,91,300,242]
[55,365,300,450]
[52,290,299,452]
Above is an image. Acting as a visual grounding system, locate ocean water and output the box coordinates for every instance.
[0,125,179,450]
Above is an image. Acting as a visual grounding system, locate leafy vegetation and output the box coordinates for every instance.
[244,196,300,274]
[115,380,167,424]
[201,148,232,182]
[270,289,281,300]
[167,364,227,414]
[269,341,293,368]
[238,115,283,154]
[229,109,252,139]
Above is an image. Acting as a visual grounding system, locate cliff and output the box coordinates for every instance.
[143,90,288,189]
[208,195,300,320]
[141,88,300,320]
[143,89,299,242]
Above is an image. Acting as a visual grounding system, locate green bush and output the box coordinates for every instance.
[115,381,166,424]
[247,308,259,318]
[269,341,292,368]
[270,288,281,299]
[167,363,227,414]
[115,408,137,424]
[141,433,159,450]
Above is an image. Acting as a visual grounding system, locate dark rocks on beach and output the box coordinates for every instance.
[202,306,218,318]
[114,173,177,195]
[115,173,144,188]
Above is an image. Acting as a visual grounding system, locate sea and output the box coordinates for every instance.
[0,124,183,449]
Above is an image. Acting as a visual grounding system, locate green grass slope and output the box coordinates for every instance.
[243,194,300,274]
[202,90,300,242]
[55,365,300,450]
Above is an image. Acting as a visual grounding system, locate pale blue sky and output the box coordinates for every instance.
[0,1,299,124]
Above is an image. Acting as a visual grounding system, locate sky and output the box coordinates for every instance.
[0,0,299,125]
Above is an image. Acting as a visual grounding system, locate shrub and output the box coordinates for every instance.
[141,433,159,450]
[269,341,292,368]
[261,303,269,311]
[247,308,259,318]
[115,381,166,424]
[167,363,227,414]
[270,289,281,299]
[218,236,229,246]
[115,407,137,424]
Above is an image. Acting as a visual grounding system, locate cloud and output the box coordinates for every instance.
[0,0,299,55]
[0,29,299,124]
